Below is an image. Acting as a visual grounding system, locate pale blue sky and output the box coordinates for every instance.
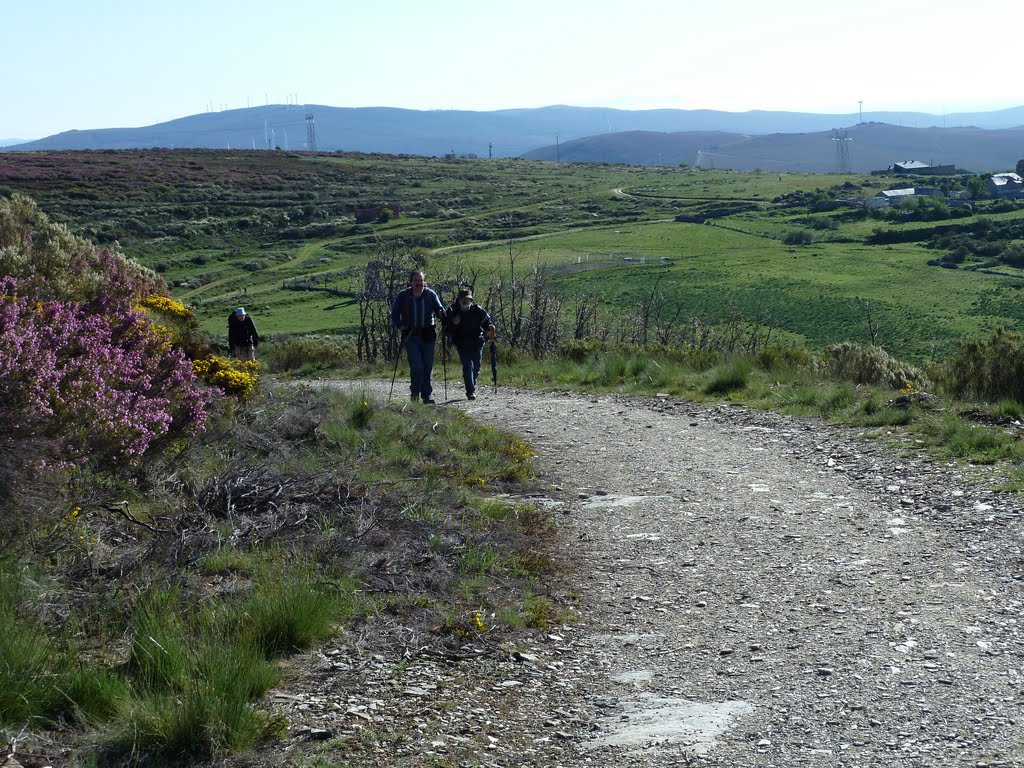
[4,0,1021,140]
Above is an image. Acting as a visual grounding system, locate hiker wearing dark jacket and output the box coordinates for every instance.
[446,288,494,401]
[228,307,259,361]
[391,271,446,404]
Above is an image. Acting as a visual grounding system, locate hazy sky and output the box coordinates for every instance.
[5,0,1021,139]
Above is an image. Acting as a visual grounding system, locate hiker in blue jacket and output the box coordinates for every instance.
[391,270,446,404]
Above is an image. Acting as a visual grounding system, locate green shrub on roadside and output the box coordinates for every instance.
[942,327,1024,403]
[704,359,750,394]
[557,339,602,363]
[922,412,1023,464]
[823,342,925,390]
[264,336,357,373]
[755,343,813,372]
[0,563,126,727]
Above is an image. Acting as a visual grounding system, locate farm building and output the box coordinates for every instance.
[889,160,958,175]
[865,187,943,208]
[355,204,401,223]
[986,173,1024,198]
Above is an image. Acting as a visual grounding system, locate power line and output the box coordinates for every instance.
[832,129,852,173]
[305,113,317,153]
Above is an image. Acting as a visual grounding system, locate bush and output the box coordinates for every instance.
[943,327,1024,402]
[783,229,815,245]
[704,359,750,394]
[264,336,356,373]
[823,342,925,390]
[193,356,259,399]
[755,343,812,372]
[557,339,603,363]
[0,196,212,473]
[0,276,210,464]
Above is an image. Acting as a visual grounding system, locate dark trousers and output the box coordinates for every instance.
[457,339,485,394]
[404,333,436,399]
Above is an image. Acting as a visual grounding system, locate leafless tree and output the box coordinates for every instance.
[356,239,412,362]
[525,265,563,356]
[862,299,881,346]
[570,291,601,340]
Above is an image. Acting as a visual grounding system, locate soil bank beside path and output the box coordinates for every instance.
[287,379,1024,768]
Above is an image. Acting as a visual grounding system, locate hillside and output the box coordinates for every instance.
[523,122,1024,173]
[5,149,1024,360]
[6,103,1024,164]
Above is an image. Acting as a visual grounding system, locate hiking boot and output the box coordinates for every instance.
[410,393,419,402]
[422,397,436,405]
[467,392,476,400]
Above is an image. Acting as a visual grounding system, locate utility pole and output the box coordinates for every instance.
[832,129,852,173]
[858,100,863,124]
[488,141,493,160]
[305,113,317,154]
[555,133,560,163]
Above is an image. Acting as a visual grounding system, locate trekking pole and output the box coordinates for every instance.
[441,329,448,402]
[489,328,498,394]
[388,334,403,401]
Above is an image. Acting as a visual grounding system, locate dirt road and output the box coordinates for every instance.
[284,380,1024,767]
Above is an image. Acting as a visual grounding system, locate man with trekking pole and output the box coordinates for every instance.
[390,270,446,404]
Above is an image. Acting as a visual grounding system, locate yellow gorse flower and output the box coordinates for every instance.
[472,611,487,633]
[193,355,259,399]
[139,294,191,318]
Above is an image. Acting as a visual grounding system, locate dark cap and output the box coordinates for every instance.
[457,288,473,300]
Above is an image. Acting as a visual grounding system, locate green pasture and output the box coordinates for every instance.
[425,219,1024,358]
[4,150,1024,358]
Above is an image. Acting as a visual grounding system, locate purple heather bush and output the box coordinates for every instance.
[0,194,211,471]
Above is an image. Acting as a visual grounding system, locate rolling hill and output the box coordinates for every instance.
[5,104,1024,170]
[523,122,1024,173]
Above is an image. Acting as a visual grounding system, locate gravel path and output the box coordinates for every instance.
[284,380,1024,768]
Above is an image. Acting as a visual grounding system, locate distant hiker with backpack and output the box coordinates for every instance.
[228,307,259,361]
[391,270,446,404]
[446,288,495,401]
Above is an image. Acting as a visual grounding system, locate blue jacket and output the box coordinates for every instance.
[391,287,445,330]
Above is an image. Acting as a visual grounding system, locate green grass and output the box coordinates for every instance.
[107,575,325,762]
[0,564,128,728]
[704,359,751,395]
[494,592,564,629]
[2,383,559,763]
[8,150,1024,363]
[921,412,1024,464]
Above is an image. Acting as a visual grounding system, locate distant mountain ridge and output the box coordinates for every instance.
[523,122,1024,173]
[5,104,1024,172]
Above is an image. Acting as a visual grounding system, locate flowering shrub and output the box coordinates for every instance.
[0,276,210,463]
[138,295,191,319]
[0,193,164,304]
[192,356,259,399]
[135,293,209,361]
[0,196,213,468]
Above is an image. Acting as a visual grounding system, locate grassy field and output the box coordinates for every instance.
[2,149,1023,359]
